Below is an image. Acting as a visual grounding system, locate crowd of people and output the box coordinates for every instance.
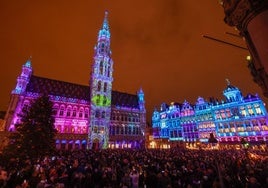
[0,147,267,188]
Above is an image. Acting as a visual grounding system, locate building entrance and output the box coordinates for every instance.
[92,138,100,150]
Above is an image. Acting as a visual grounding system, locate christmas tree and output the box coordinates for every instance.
[3,94,57,160]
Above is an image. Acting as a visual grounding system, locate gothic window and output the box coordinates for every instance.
[111,126,115,135]
[135,127,138,135]
[85,108,89,118]
[79,108,84,118]
[101,43,105,52]
[116,126,119,135]
[170,131,174,138]
[104,82,107,92]
[100,61,103,75]
[59,106,65,116]
[123,126,127,134]
[53,104,59,116]
[102,111,105,118]
[128,126,131,135]
[97,81,101,91]
[67,106,71,117]
[107,66,110,77]
[72,107,77,117]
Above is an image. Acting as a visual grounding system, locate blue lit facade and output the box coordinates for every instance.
[152,81,268,144]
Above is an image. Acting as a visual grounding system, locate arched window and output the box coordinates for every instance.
[53,104,59,116]
[72,107,77,117]
[79,108,84,118]
[100,61,103,75]
[67,106,72,117]
[97,81,101,91]
[104,82,107,92]
[101,43,105,52]
[107,66,110,77]
[59,106,65,116]
[85,108,89,118]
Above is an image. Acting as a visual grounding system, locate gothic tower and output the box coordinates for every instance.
[88,11,113,149]
[5,58,33,131]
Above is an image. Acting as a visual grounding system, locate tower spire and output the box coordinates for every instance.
[95,11,111,56]
[226,78,230,86]
[103,11,109,31]
[98,11,110,40]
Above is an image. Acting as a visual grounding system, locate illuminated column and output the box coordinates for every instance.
[88,11,113,149]
[220,0,268,97]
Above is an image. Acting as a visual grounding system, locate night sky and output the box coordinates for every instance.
[0,0,266,122]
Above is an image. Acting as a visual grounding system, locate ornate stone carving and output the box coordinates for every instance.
[222,0,268,30]
[247,61,268,97]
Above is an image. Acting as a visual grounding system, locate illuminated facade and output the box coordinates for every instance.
[152,81,268,144]
[4,12,146,150]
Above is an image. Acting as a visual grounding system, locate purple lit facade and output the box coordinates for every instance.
[4,12,146,150]
[152,81,268,144]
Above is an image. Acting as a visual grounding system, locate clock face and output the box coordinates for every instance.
[91,95,111,107]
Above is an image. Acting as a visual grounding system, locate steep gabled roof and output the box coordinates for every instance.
[26,76,90,100]
[111,90,139,108]
[26,75,139,108]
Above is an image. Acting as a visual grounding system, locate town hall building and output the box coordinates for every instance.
[4,11,146,150]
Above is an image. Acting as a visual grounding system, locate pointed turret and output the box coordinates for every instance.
[95,11,111,56]
[13,57,33,94]
[138,88,145,111]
